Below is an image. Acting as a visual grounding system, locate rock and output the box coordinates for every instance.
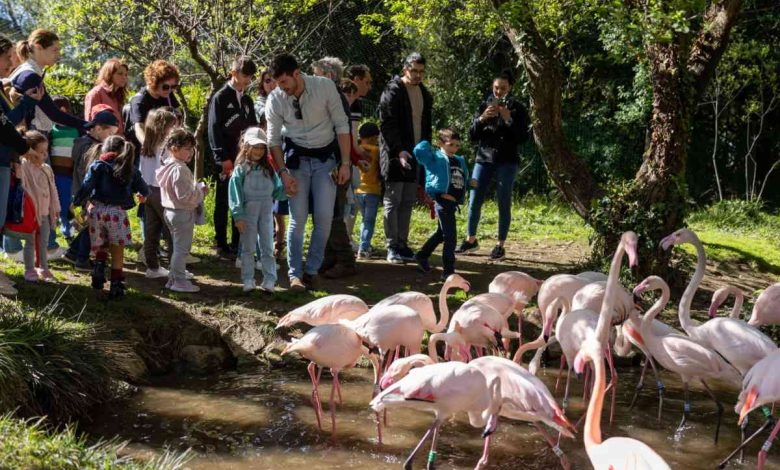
[116,350,149,382]
[180,324,223,347]
[179,345,230,373]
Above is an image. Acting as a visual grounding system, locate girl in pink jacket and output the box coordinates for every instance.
[156,128,208,293]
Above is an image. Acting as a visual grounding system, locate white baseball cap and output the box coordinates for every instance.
[243,127,267,146]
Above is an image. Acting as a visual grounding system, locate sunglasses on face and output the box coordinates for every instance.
[292,98,303,120]
[161,83,179,91]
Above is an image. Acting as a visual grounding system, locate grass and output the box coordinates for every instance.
[0,413,191,470]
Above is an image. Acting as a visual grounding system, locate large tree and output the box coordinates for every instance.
[375,0,746,272]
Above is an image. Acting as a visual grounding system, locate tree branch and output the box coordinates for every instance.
[686,0,744,103]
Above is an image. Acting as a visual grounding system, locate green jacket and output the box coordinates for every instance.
[228,163,287,220]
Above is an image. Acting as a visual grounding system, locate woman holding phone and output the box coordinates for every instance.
[456,69,530,261]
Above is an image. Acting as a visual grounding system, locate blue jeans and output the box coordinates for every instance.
[466,161,517,241]
[355,193,380,252]
[287,157,337,279]
[239,198,276,289]
[54,174,72,236]
[417,197,458,274]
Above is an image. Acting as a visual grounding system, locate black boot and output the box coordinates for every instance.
[108,279,126,299]
[91,260,106,290]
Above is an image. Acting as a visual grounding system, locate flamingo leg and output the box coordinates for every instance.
[701,379,724,444]
[518,314,523,347]
[756,417,780,470]
[535,423,570,470]
[335,372,343,405]
[675,382,691,437]
[307,362,323,431]
[605,343,618,425]
[329,370,340,440]
[629,356,650,410]
[404,419,441,470]
[718,412,776,469]
[582,364,591,401]
[562,366,572,410]
[476,415,498,470]
[554,355,566,392]
[426,422,441,470]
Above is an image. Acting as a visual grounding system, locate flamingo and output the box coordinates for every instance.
[708,285,745,319]
[537,274,592,321]
[569,233,671,470]
[547,232,638,421]
[445,301,516,359]
[463,292,523,351]
[281,323,379,440]
[379,354,435,389]
[471,356,576,469]
[369,274,470,334]
[748,283,780,327]
[571,281,635,325]
[369,361,502,470]
[512,297,568,366]
[574,335,671,470]
[346,304,425,365]
[276,294,369,328]
[661,228,777,376]
[488,270,542,311]
[634,275,742,442]
[734,349,780,469]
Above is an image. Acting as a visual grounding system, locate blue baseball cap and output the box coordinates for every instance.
[85,109,119,129]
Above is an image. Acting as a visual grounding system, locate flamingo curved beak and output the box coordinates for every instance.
[659,234,675,251]
[738,387,758,425]
[707,302,720,319]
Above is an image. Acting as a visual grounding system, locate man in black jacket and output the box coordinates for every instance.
[456,70,530,261]
[379,52,433,264]
[208,56,258,259]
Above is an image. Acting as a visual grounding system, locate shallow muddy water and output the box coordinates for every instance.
[84,363,779,469]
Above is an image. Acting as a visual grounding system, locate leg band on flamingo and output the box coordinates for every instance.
[717,415,776,469]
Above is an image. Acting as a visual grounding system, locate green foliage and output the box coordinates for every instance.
[0,413,191,470]
[0,296,123,420]
[687,199,772,231]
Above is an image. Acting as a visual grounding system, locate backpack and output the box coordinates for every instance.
[4,172,39,241]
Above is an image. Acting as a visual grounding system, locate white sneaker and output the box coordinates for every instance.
[185,270,194,280]
[47,247,66,260]
[168,280,200,293]
[185,254,200,264]
[243,280,256,292]
[145,267,170,279]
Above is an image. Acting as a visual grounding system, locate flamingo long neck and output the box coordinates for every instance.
[433,281,452,333]
[640,284,671,339]
[729,289,744,319]
[679,236,706,335]
[514,333,545,363]
[584,351,606,450]
[595,240,626,343]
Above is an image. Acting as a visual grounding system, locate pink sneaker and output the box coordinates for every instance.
[38,269,56,282]
[24,270,39,282]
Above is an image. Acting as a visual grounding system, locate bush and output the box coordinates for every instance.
[0,413,190,470]
[0,295,124,420]
[687,199,769,230]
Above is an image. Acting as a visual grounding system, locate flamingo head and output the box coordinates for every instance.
[708,287,731,318]
[573,337,601,374]
[633,275,664,297]
[621,231,639,268]
[660,228,697,251]
[379,355,434,389]
[738,387,759,425]
[445,273,471,293]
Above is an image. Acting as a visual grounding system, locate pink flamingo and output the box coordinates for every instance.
[634,275,742,442]
[734,349,780,469]
[281,323,379,440]
[574,335,671,470]
[370,361,502,470]
[276,294,369,328]
[445,301,517,358]
[488,270,542,311]
[571,281,635,325]
[379,354,435,389]
[748,283,780,327]
[708,285,745,319]
[512,297,568,367]
[462,292,522,351]
[661,228,777,376]
[471,356,576,469]
[369,274,470,334]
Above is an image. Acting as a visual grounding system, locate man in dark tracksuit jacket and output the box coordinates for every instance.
[208,57,258,259]
[379,52,433,264]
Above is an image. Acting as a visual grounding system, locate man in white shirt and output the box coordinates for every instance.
[265,53,351,290]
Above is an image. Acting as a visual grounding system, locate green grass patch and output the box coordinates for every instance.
[0,413,190,470]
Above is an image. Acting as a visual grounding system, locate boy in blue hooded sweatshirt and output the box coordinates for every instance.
[412,128,470,281]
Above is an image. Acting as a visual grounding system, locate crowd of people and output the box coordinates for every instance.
[0,28,531,299]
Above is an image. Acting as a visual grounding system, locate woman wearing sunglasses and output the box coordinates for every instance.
[127,59,181,149]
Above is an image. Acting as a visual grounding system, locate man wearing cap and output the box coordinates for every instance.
[265,52,351,291]
[208,56,258,260]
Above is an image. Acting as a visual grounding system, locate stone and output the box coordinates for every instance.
[179,345,230,373]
